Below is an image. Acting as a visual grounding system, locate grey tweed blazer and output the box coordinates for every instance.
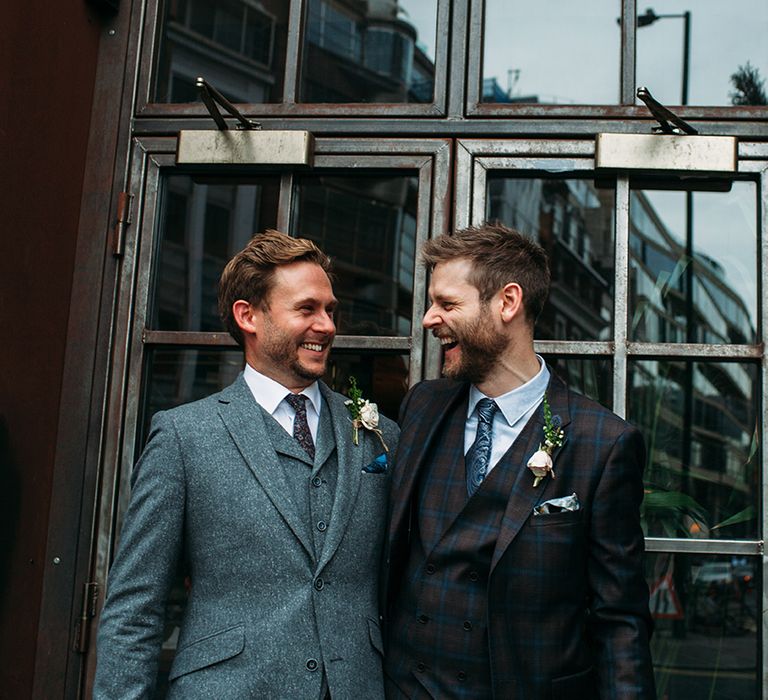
[94,374,398,699]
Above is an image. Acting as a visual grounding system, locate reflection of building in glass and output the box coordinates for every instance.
[292,174,418,336]
[628,191,757,540]
[302,0,435,103]
[153,0,436,104]
[488,177,614,343]
[154,0,289,102]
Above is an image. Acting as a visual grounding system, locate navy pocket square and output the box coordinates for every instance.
[362,453,388,474]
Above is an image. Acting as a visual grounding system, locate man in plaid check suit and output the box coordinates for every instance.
[384,224,655,699]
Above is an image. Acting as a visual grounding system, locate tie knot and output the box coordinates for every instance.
[285,393,308,412]
[476,398,498,424]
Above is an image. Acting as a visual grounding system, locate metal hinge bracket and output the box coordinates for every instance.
[74,581,100,653]
[112,191,133,258]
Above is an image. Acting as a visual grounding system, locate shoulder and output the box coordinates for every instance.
[149,382,236,433]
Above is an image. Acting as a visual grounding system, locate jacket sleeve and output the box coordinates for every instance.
[588,425,657,699]
[93,411,186,699]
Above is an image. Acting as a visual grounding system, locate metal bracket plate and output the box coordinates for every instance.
[176,130,314,167]
[595,133,737,173]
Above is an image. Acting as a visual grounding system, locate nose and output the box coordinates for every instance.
[422,303,440,329]
[314,309,336,335]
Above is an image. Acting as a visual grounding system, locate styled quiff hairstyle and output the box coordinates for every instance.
[218,229,332,346]
[421,222,550,327]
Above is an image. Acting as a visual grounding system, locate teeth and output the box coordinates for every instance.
[302,343,323,352]
[439,337,456,346]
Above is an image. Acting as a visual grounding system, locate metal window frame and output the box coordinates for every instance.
[456,138,768,693]
[87,131,452,585]
[133,0,452,117]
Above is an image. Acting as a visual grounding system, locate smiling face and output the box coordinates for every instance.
[243,261,337,391]
[423,258,507,384]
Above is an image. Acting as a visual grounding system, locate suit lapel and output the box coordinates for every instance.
[216,375,314,559]
[315,382,363,572]
[491,369,572,571]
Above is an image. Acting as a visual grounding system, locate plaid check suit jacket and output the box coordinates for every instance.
[385,369,656,699]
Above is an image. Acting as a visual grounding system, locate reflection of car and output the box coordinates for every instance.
[694,562,734,589]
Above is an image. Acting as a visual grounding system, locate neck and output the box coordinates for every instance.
[475,344,540,398]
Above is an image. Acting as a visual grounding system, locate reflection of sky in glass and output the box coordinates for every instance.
[482,0,768,106]
[636,0,768,106]
[399,0,437,61]
[642,184,757,325]
[483,0,620,104]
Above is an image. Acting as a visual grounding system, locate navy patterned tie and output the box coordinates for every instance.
[285,394,315,461]
[465,398,499,496]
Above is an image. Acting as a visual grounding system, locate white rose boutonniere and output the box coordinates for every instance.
[345,376,389,452]
[527,396,565,487]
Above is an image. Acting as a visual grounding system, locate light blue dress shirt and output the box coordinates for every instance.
[464,356,550,473]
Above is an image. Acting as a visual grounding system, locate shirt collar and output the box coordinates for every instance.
[468,355,550,425]
[243,363,322,416]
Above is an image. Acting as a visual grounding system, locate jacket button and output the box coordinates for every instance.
[463,620,472,631]
[417,614,429,624]
[312,476,322,487]
[314,578,324,591]
[469,570,479,581]
[425,563,436,575]
[457,671,467,682]
[416,662,426,673]
[306,658,319,671]
[317,520,327,532]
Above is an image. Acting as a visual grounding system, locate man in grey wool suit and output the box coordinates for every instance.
[94,230,398,699]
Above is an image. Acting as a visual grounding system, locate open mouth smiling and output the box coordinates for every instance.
[300,342,326,352]
[439,336,458,351]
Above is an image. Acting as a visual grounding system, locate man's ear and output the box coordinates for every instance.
[232,299,260,337]
[499,282,524,323]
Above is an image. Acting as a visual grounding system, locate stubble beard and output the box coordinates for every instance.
[442,315,507,384]
[262,319,329,384]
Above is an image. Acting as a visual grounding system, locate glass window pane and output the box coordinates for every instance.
[149,175,280,332]
[541,356,612,409]
[647,553,758,698]
[636,1,768,107]
[152,0,288,103]
[291,173,419,337]
[324,351,409,422]
[628,360,759,539]
[299,0,437,103]
[629,183,758,345]
[487,175,615,341]
[482,0,620,105]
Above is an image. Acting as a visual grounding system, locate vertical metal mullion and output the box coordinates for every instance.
[760,167,768,699]
[282,0,304,103]
[448,0,470,117]
[410,163,434,386]
[277,173,295,232]
[612,177,630,417]
[620,0,637,104]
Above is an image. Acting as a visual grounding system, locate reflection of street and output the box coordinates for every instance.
[653,577,757,699]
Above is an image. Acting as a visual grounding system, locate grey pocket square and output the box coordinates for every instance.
[362,453,388,474]
[534,492,580,515]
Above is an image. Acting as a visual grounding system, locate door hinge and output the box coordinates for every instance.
[74,581,100,654]
[112,191,133,258]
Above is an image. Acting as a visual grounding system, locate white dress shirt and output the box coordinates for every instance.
[464,356,550,473]
[243,364,322,441]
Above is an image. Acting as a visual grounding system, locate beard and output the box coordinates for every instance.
[441,313,507,384]
[262,317,328,383]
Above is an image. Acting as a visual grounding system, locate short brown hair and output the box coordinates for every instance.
[218,230,332,346]
[421,222,550,326]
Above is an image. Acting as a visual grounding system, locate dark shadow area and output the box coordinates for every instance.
[0,416,21,604]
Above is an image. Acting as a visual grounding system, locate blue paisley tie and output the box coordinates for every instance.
[285,394,315,461]
[465,398,499,496]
